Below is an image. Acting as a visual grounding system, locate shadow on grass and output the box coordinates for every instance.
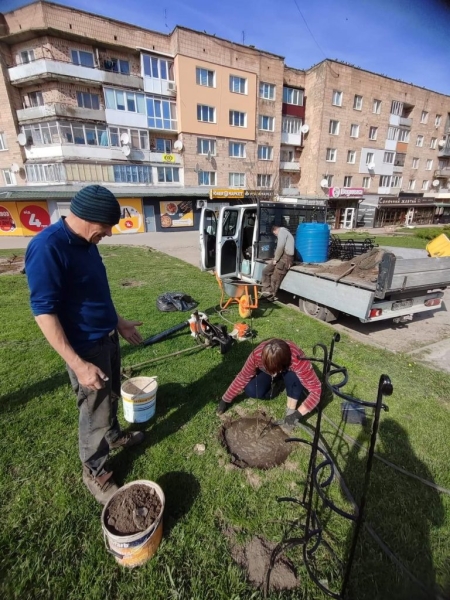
[156,471,200,537]
[0,371,70,416]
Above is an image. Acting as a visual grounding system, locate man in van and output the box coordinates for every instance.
[261,224,295,301]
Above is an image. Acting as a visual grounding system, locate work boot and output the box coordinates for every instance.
[109,430,145,449]
[82,468,119,505]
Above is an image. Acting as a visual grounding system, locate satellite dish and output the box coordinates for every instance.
[17,133,27,146]
[301,124,309,134]
[173,140,183,152]
[438,140,446,148]
[368,162,375,170]
[320,179,329,187]
[122,145,131,157]
[120,132,130,145]
[11,163,20,173]
[432,180,440,187]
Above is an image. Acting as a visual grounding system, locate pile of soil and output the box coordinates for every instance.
[315,248,393,283]
[105,484,162,536]
[0,255,25,276]
[220,413,292,469]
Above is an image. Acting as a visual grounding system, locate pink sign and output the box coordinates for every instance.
[329,187,364,198]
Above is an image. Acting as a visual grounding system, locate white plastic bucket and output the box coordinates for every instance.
[121,376,158,423]
[101,480,165,568]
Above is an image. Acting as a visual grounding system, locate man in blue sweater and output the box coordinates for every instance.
[25,185,144,504]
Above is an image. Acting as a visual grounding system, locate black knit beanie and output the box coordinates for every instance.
[70,185,121,225]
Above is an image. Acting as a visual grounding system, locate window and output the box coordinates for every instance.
[350,124,359,138]
[326,148,336,162]
[426,159,433,170]
[394,153,405,167]
[104,58,130,74]
[373,99,381,114]
[366,152,374,165]
[435,115,442,127]
[113,164,152,184]
[25,163,66,183]
[353,95,363,110]
[392,175,402,188]
[408,179,416,190]
[3,169,16,186]
[388,126,399,140]
[229,172,245,187]
[420,111,428,124]
[142,55,174,80]
[198,171,216,186]
[369,126,378,140]
[23,91,44,108]
[196,67,215,87]
[229,110,246,127]
[412,157,419,169]
[197,138,216,155]
[147,96,177,130]
[347,150,356,164]
[282,116,301,134]
[105,88,145,113]
[0,134,6,151]
[19,49,35,64]
[259,115,275,131]
[329,120,340,135]
[362,176,371,189]
[281,149,294,162]
[229,142,246,157]
[343,175,352,187]
[332,90,343,106]
[430,138,437,149]
[422,180,429,190]
[416,135,424,147]
[229,75,247,94]
[283,87,303,105]
[258,145,273,160]
[71,49,94,68]
[22,122,59,145]
[257,174,272,188]
[379,175,391,187]
[324,174,333,187]
[384,151,395,164]
[390,100,403,116]
[281,175,293,189]
[197,104,215,123]
[259,82,275,100]
[76,91,100,110]
[398,128,410,142]
[157,166,180,183]
[154,138,172,153]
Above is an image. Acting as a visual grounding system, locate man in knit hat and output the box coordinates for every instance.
[25,185,144,504]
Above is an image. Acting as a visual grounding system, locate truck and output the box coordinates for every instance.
[199,200,450,323]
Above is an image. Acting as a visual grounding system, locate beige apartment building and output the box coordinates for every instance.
[0,1,449,238]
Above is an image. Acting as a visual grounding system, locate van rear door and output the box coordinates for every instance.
[199,207,217,271]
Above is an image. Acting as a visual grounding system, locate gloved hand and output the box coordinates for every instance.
[216,399,230,416]
[284,409,302,427]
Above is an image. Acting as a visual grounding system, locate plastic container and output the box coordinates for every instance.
[121,376,158,423]
[101,480,165,568]
[295,223,330,263]
[426,233,450,257]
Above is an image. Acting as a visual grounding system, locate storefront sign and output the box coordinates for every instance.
[209,189,245,199]
[0,202,50,236]
[162,154,175,163]
[159,200,193,228]
[329,187,364,198]
[113,198,144,234]
[379,197,435,206]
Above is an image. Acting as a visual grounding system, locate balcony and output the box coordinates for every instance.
[280,161,300,172]
[438,145,450,158]
[16,103,106,123]
[281,132,302,146]
[8,59,143,89]
[280,187,298,196]
[434,167,450,178]
[399,117,412,127]
[143,77,176,97]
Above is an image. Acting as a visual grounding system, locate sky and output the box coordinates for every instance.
[3,0,450,95]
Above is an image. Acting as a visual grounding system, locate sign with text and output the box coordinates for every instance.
[0,201,50,237]
[209,189,245,200]
[379,197,435,206]
[329,187,364,198]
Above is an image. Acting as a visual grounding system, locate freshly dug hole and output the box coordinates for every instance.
[105,483,162,535]
[220,412,292,469]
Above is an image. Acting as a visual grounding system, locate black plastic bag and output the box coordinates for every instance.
[156,291,198,312]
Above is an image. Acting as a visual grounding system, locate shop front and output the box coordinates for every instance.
[326,187,363,229]
[376,196,435,227]
[0,201,51,237]
[434,202,450,224]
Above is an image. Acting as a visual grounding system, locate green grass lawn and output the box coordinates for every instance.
[1,246,449,600]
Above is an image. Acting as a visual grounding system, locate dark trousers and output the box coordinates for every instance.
[244,369,305,402]
[261,253,294,295]
[67,331,122,476]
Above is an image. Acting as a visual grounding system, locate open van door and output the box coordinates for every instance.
[199,207,217,271]
[216,207,243,278]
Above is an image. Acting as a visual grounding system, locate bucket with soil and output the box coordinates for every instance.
[101,480,165,568]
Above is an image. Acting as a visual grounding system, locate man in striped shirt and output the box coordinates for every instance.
[217,339,321,425]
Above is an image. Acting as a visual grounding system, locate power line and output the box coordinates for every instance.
[292,0,328,58]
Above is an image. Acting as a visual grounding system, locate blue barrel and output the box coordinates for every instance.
[295,223,330,263]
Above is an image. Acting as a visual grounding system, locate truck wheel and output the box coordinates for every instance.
[299,298,328,321]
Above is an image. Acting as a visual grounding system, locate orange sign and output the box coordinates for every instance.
[0,202,51,236]
[113,198,144,234]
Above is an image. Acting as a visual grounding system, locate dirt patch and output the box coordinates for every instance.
[245,469,262,489]
[0,255,25,276]
[120,279,145,287]
[105,483,162,536]
[231,535,299,592]
[315,248,391,283]
[220,412,292,469]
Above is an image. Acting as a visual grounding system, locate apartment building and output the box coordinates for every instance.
[0,1,449,238]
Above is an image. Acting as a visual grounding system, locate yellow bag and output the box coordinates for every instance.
[426,234,450,257]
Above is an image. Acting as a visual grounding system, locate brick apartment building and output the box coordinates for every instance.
[0,0,449,237]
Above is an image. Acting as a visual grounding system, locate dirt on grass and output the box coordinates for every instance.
[0,255,25,276]
[105,484,162,536]
[120,279,145,287]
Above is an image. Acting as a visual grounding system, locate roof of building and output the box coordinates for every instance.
[0,185,210,200]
